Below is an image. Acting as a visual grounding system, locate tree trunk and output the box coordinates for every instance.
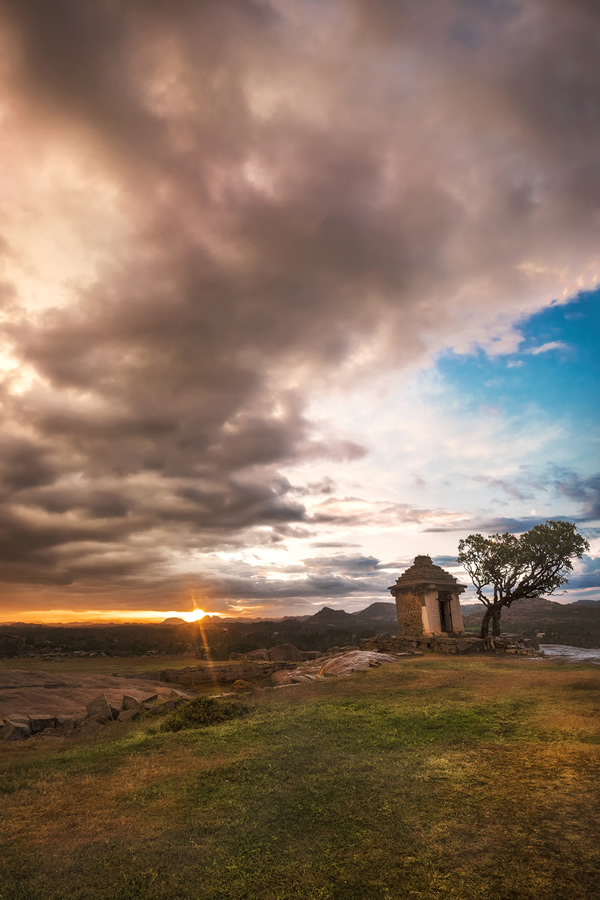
[491,607,502,637]
[480,607,493,638]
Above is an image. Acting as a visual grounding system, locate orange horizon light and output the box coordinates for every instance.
[0,608,226,625]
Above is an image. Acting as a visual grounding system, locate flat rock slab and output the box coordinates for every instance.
[0,670,194,721]
[272,650,407,685]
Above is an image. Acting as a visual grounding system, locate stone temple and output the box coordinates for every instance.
[388,555,466,638]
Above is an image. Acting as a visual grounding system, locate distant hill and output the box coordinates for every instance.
[161,617,185,625]
[463,597,600,648]
[351,602,397,624]
[305,606,356,628]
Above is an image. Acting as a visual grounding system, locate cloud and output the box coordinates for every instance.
[0,0,598,608]
[551,470,600,521]
[527,341,570,355]
[425,515,565,534]
[565,555,600,590]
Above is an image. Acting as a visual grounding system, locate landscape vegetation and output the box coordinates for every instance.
[2,655,599,899]
[2,592,600,662]
[0,1,599,897]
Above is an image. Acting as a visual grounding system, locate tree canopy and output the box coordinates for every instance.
[457,520,589,638]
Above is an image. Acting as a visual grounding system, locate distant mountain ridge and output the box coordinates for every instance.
[463,596,600,648]
[303,602,397,628]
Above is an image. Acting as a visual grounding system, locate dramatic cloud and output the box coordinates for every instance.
[0,0,598,615]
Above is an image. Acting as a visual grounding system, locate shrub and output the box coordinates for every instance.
[158,696,250,732]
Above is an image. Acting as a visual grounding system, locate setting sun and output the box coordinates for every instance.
[180,609,207,623]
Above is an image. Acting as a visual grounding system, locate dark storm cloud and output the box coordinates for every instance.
[0,0,598,606]
[301,554,382,575]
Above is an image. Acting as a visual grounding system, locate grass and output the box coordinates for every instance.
[0,655,247,676]
[158,696,250,732]
[1,656,599,899]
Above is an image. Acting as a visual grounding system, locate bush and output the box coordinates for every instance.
[158,696,250,732]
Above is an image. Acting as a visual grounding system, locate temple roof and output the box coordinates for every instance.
[389,555,466,594]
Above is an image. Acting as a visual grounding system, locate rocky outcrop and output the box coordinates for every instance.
[85,693,118,721]
[142,660,296,685]
[271,650,411,686]
[1,688,191,740]
[267,643,303,662]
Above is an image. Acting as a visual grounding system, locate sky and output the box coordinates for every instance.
[0,0,598,623]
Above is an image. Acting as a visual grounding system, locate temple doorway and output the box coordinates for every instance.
[438,591,453,633]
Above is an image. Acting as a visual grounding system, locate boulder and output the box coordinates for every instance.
[56,716,78,732]
[118,708,140,723]
[121,695,142,712]
[268,643,303,662]
[85,694,114,721]
[29,715,58,734]
[231,679,252,691]
[83,714,110,726]
[1,719,32,741]
[139,693,158,704]
[80,719,106,735]
[272,670,318,686]
[246,649,270,661]
[272,649,402,685]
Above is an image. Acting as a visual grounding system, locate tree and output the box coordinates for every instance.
[457,520,589,639]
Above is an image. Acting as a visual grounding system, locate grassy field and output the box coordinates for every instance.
[1,656,599,899]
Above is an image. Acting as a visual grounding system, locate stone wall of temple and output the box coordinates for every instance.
[395,590,424,636]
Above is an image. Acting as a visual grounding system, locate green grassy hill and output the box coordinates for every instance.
[2,656,599,899]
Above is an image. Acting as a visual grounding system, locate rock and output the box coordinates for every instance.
[83,714,110,726]
[85,693,114,721]
[56,716,77,732]
[118,708,140,723]
[2,714,33,740]
[1,720,31,740]
[268,643,303,662]
[29,715,58,733]
[139,693,158,704]
[121,695,142,712]
[231,679,252,691]
[272,670,318,686]
[80,719,106,735]
[270,650,401,685]
[319,650,400,677]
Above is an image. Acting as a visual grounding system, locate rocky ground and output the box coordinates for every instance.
[0,669,193,723]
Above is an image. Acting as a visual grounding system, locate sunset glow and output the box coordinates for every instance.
[0,1,597,623]
[178,609,208,623]
[0,609,220,625]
